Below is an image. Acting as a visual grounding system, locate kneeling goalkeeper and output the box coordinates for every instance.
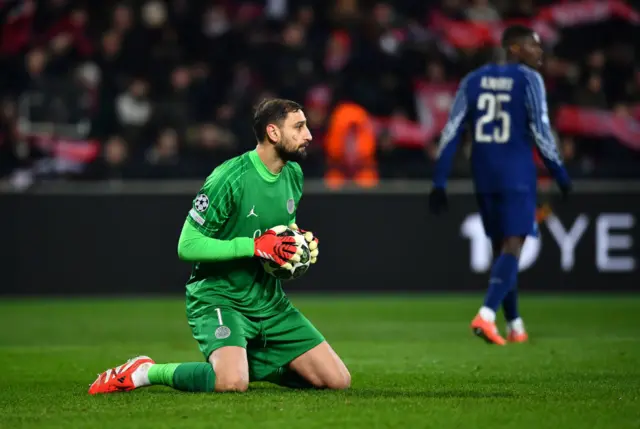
[89,99,351,394]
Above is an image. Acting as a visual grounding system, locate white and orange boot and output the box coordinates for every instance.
[88,355,155,395]
[471,308,507,345]
[506,318,529,343]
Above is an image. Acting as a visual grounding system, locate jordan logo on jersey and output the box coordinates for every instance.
[247,206,258,218]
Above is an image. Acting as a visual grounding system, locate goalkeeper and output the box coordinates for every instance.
[89,99,351,394]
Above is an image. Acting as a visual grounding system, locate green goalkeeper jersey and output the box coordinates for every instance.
[184,149,303,318]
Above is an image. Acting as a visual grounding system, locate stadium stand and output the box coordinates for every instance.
[1,0,639,188]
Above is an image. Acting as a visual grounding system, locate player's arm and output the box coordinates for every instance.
[178,168,301,267]
[178,169,253,262]
[432,75,470,190]
[524,70,571,191]
[177,221,253,262]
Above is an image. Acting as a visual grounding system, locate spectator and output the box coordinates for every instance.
[466,0,501,22]
[142,128,184,178]
[115,78,152,145]
[0,0,637,183]
[573,74,608,109]
[85,135,132,180]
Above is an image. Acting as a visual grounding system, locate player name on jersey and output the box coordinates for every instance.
[480,76,514,91]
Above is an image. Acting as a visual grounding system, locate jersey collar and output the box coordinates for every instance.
[249,149,280,183]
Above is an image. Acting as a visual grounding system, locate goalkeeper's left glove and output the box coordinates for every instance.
[289,223,319,264]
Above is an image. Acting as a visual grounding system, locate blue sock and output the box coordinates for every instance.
[483,253,518,311]
[502,287,519,322]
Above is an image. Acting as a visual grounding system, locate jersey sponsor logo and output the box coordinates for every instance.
[247,205,258,218]
[215,326,231,339]
[189,208,205,225]
[287,198,295,214]
[194,194,209,212]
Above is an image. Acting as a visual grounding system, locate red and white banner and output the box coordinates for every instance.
[413,82,457,134]
[537,0,640,27]
[429,0,639,49]
[306,83,640,150]
[429,13,559,48]
[306,83,455,149]
[555,106,640,150]
[402,84,640,151]
[31,134,101,163]
[371,115,433,149]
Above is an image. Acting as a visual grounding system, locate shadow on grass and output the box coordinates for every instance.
[139,385,516,399]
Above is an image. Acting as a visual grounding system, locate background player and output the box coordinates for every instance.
[88,98,351,394]
[428,25,572,345]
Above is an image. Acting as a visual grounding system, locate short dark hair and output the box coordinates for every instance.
[252,98,303,142]
[501,25,534,49]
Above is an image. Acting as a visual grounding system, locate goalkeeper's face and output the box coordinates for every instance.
[274,110,313,162]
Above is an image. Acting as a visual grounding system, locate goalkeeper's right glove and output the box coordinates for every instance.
[254,227,302,271]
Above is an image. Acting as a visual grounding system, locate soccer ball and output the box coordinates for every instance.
[261,227,311,281]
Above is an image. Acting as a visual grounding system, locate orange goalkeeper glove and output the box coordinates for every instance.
[254,226,302,270]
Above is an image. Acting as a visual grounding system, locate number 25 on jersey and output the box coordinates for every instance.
[475,92,511,144]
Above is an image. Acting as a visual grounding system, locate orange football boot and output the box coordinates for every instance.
[471,315,507,345]
[507,330,529,343]
[536,203,552,223]
[88,355,155,395]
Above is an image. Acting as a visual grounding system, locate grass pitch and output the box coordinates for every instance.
[1,295,639,429]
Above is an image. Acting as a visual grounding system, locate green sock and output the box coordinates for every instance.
[147,363,180,387]
[148,363,215,392]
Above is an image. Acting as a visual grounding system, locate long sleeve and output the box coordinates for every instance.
[177,220,254,262]
[523,69,571,187]
[432,76,470,189]
[180,156,254,262]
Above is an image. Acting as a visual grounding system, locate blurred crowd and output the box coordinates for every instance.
[1,0,639,188]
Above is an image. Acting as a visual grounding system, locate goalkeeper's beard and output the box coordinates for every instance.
[275,141,307,163]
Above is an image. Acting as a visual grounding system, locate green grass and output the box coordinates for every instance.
[1,295,639,429]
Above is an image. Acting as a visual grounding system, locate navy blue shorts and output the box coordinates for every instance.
[475,192,538,239]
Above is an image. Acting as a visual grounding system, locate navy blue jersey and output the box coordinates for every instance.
[432,63,570,193]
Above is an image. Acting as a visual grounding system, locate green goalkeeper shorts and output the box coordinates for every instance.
[187,303,325,381]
